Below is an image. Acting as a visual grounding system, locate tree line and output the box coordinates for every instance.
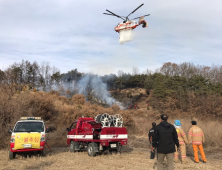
[1,60,222,94]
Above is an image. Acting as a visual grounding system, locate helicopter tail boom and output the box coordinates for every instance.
[139,16,148,28]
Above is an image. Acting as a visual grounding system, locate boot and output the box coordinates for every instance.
[182,158,187,164]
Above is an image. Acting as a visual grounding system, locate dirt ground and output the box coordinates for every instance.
[1,145,222,170]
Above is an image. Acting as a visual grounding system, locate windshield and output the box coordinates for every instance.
[14,122,44,132]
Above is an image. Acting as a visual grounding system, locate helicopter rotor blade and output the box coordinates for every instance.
[104,13,125,18]
[131,14,150,20]
[127,3,144,18]
[106,9,125,20]
[103,13,115,16]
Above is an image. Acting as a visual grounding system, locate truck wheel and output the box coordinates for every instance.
[40,147,46,157]
[87,143,96,157]
[70,141,78,153]
[111,149,118,154]
[9,150,16,159]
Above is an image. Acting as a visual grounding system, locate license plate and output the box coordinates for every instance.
[23,144,32,148]
[110,144,117,148]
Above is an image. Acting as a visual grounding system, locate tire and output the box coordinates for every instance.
[40,147,46,157]
[111,149,118,154]
[70,141,78,153]
[87,143,96,157]
[9,150,16,159]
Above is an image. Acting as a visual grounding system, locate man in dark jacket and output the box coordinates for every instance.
[152,114,179,170]
[148,122,156,159]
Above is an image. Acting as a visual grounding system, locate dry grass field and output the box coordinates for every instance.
[1,145,222,170]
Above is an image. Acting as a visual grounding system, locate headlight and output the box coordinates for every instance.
[41,137,45,141]
[10,138,15,143]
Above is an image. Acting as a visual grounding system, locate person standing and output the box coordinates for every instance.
[147,102,149,110]
[188,120,207,163]
[148,122,156,159]
[173,120,188,164]
[152,114,179,170]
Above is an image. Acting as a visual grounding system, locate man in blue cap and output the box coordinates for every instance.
[174,120,188,164]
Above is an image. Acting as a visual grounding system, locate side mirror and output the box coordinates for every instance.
[67,128,70,132]
[46,128,50,133]
[8,129,13,134]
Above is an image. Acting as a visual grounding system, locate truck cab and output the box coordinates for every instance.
[8,117,49,159]
[67,118,100,144]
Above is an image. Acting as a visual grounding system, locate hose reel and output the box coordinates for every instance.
[95,113,123,127]
[112,114,123,127]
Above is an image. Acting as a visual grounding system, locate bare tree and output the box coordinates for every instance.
[144,68,152,75]
[39,61,51,90]
[132,67,140,75]
[117,70,124,77]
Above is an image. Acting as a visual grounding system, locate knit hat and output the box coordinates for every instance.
[191,120,197,125]
[174,120,181,126]
[152,122,156,127]
[160,114,168,120]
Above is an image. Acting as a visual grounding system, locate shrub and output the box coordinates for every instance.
[72,94,85,105]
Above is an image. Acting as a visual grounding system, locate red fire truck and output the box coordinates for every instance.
[67,114,128,156]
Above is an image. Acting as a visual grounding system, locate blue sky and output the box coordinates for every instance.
[0,0,222,75]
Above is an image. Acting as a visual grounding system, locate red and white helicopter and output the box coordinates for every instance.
[103,3,150,33]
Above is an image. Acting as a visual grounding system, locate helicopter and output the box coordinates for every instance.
[103,3,150,33]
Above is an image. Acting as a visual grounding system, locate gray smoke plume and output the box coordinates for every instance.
[77,74,124,108]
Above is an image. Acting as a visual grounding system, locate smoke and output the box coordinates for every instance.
[37,80,76,99]
[37,74,125,109]
[119,29,133,44]
[77,74,124,109]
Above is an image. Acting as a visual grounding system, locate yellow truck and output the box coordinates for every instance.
[8,117,49,159]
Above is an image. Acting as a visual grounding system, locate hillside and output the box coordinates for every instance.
[1,86,222,149]
[2,61,222,123]
[110,87,222,121]
[1,86,222,170]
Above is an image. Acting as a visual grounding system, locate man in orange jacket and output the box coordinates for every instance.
[188,120,207,163]
[174,120,188,164]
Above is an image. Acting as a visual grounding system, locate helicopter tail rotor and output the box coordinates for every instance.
[131,14,150,20]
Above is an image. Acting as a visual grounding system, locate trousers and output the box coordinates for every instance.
[174,144,186,163]
[157,153,174,170]
[192,144,207,162]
